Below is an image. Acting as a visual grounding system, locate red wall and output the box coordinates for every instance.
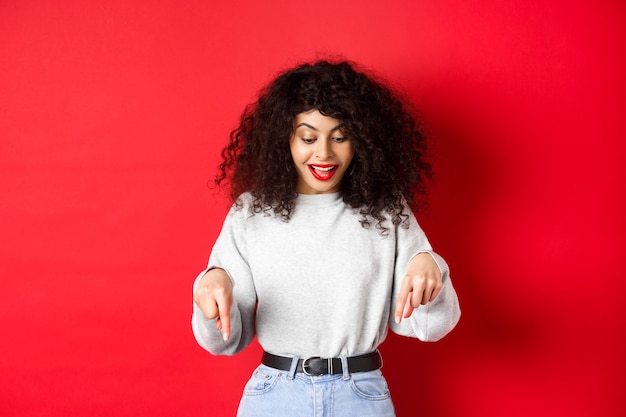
[1,1,624,416]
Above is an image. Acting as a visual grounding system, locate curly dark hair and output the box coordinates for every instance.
[214,60,433,233]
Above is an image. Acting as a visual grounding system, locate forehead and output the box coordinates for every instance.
[293,109,342,130]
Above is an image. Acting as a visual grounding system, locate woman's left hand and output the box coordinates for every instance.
[394,252,443,323]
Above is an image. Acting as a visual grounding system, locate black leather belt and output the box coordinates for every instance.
[261,351,382,376]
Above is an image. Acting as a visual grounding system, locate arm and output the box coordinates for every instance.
[388,208,461,341]
[391,250,461,341]
[394,252,443,324]
[193,268,234,341]
[191,203,257,356]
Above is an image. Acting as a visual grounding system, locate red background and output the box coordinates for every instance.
[1,1,624,416]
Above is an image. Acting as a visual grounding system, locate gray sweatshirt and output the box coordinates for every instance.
[192,192,460,358]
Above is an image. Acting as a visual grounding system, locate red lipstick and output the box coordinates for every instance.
[308,164,338,181]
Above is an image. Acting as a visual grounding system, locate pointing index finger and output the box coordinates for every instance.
[394,277,412,323]
[216,291,232,342]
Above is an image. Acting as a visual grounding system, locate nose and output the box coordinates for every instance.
[316,139,333,160]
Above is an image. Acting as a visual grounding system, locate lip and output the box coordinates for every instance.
[308,164,338,181]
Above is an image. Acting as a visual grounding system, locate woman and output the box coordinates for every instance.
[192,60,461,416]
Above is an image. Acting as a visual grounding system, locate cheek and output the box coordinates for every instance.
[289,143,308,164]
[342,145,356,165]
[288,141,297,162]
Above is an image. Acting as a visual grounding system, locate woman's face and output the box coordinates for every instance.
[289,110,355,194]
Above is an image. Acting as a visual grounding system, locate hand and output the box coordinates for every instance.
[394,253,443,323]
[193,268,233,341]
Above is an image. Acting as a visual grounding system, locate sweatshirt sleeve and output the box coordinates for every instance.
[388,210,461,341]
[191,203,257,356]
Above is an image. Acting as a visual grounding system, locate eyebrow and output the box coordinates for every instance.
[295,122,346,133]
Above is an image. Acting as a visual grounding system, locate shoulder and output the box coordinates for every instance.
[370,197,416,233]
[230,192,279,222]
[219,192,254,224]
[233,192,255,209]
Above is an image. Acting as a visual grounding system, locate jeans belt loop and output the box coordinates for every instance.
[340,356,350,380]
[287,356,299,380]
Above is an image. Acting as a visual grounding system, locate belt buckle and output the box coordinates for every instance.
[302,357,331,376]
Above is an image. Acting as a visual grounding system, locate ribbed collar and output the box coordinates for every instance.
[295,192,343,207]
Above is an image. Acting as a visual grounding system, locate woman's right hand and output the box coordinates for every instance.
[193,268,233,341]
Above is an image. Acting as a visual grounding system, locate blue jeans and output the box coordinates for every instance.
[236,361,396,417]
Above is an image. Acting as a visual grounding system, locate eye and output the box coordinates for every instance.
[332,136,348,143]
[300,137,316,144]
